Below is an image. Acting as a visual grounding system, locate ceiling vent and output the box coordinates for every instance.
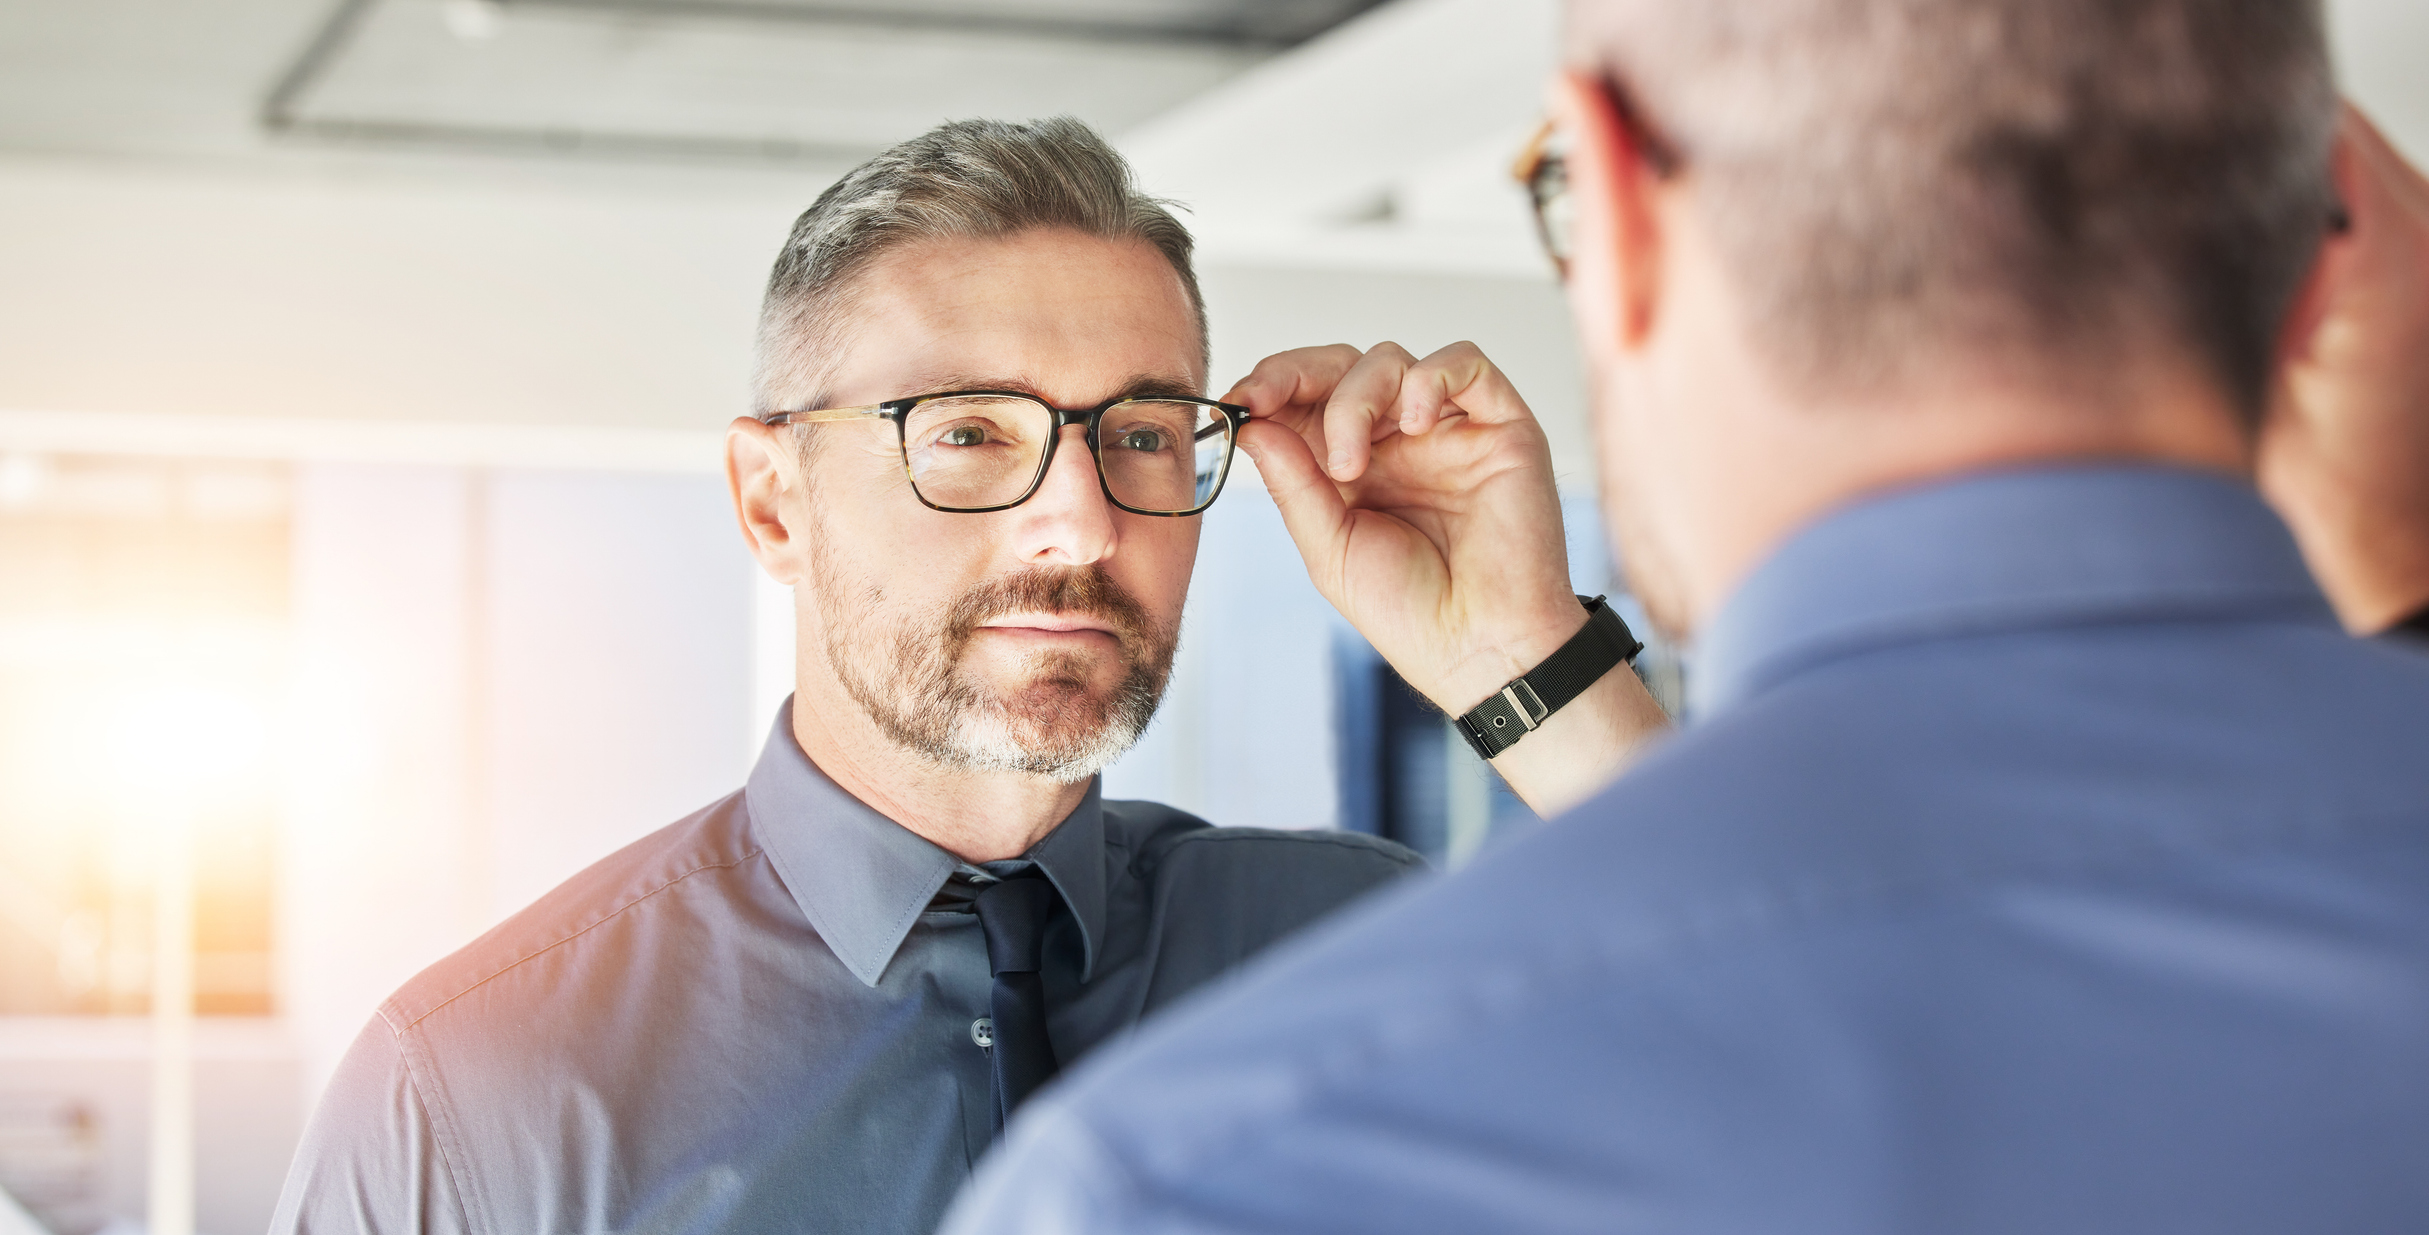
[262,0,1390,164]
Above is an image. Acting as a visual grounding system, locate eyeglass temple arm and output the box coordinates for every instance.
[764,405,888,425]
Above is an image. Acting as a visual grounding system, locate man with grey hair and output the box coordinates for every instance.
[949,1,2429,1231]
[268,115,1666,1234]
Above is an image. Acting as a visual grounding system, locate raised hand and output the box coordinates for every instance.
[2261,104,2429,634]
[1228,341,1670,815]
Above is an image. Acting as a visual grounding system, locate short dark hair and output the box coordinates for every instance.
[753,116,1207,418]
[1569,0,2338,422]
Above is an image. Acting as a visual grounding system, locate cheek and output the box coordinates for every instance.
[1115,518,1198,625]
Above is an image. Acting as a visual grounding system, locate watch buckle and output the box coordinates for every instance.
[1501,680,1549,731]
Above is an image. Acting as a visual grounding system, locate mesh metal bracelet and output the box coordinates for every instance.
[1453,595,1644,760]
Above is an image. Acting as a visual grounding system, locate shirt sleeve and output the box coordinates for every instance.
[267,1016,475,1235]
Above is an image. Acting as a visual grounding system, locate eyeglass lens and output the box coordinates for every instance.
[1529,148,1574,274]
[900,396,1234,513]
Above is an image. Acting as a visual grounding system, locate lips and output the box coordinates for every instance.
[944,565,1154,652]
[978,613,1119,636]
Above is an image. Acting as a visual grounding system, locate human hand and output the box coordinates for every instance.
[2259,104,2429,634]
[1228,341,1669,814]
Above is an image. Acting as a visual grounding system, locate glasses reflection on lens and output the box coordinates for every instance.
[903,396,1052,511]
[1097,400,1233,514]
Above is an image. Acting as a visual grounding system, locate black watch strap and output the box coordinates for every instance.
[1454,595,1643,760]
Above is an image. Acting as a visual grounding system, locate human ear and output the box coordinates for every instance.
[2272,123,2360,376]
[726,416,807,585]
[1552,71,1666,354]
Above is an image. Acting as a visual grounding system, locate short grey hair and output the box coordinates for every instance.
[1569,0,2338,423]
[753,116,1208,417]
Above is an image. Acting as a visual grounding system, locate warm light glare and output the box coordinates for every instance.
[113,683,272,807]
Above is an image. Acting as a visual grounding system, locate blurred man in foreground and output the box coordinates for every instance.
[949,2,2429,1231]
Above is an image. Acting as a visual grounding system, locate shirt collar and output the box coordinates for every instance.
[743,700,1109,987]
[1689,464,2338,720]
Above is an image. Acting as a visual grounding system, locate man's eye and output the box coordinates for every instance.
[940,425,991,448]
[1114,429,1168,453]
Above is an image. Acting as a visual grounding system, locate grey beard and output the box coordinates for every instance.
[811,549,1176,783]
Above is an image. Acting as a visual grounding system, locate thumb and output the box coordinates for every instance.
[1238,419,1352,593]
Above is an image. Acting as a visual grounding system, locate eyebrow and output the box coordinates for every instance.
[881,370,1206,407]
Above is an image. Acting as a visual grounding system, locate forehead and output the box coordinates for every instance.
[825,228,1204,406]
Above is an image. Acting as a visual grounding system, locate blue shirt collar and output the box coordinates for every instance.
[1689,464,2339,720]
[743,699,1108,987]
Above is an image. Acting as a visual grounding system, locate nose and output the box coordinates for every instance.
[1010,424,1117,566]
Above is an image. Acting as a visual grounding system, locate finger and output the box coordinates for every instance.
[1236,418,1353,595]
[1320,342,1419,481]
[1397,341,1539,435]
[1222,345,1364,420]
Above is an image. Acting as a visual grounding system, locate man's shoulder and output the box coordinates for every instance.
[1099,798,1425,1012]
[1101,797,1423,888]
[379,788,770,1030]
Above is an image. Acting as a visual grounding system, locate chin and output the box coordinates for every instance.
[946,661,1159,783]
[946,699,1142,784]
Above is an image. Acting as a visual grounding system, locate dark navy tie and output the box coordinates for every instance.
[973,872,1060,1135]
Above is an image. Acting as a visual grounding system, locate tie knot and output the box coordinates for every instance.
[973,874,1057,976]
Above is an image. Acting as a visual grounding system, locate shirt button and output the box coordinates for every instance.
[970,1017,993,1050]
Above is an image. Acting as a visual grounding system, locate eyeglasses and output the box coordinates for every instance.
[1512,80,1684,280]
[763,390,1251,516]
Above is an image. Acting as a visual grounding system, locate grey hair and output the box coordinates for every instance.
[752,116,1208,417]
[1569,0,2339,423]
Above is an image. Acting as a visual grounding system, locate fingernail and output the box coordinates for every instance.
[1401,413,1419,433]
[1329,451,1351,476]
[1239,438,1264,461]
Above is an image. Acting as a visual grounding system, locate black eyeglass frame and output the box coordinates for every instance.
[762,390,1252,517]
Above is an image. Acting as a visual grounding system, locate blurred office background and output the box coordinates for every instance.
[0,0,2422,1230]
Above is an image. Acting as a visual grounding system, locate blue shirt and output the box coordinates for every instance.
[270,705,1418,1235]
[945,465,2429,1235]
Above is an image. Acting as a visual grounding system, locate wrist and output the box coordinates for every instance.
[1419,596,1600,715]
[1453,597,1643,763]
[1487,658,1673,816]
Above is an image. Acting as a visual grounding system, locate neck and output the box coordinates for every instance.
[786,662,1091,864]
[1678,355,2253,631]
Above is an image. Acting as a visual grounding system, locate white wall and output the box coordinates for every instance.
[0,157,797,432]
[477,469,756,918]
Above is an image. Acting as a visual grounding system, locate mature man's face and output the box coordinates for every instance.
[789,228,1203,780]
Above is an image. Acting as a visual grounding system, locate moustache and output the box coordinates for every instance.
[943,566,1160,652]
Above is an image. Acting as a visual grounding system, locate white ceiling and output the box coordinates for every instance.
[0,0,2421,279]
[0,0,1383,169]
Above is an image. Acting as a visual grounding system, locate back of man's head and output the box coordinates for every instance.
[753,116,1207,419]
[1568,0,2337,423]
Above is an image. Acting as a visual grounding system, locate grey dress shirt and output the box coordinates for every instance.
[269,701,1420,1235]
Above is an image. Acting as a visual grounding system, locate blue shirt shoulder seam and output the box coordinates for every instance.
[367,1006,483,1232]
[381,846,771,1032]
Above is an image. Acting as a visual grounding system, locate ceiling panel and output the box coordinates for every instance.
[262,0,1383,162]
